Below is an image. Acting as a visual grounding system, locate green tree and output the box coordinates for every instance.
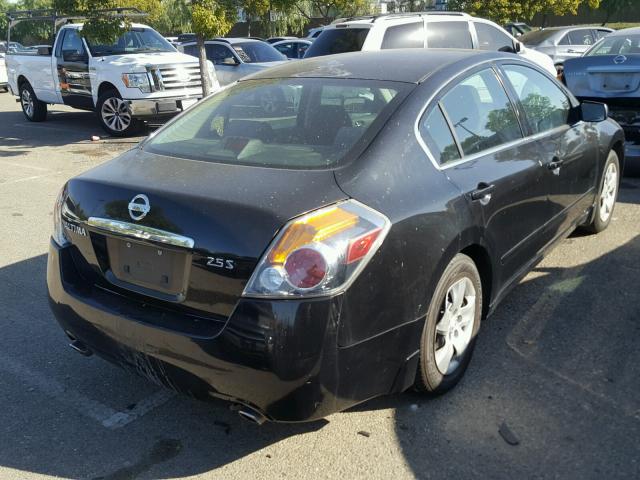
[191,0,235,95]
[599,0,633,25]
[448,0,602,23]
[295,0,374,24]
[0,0,9,40]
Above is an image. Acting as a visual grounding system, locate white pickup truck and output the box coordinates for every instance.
[5,23,218,136]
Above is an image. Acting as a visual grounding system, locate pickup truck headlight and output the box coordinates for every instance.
[122,73,151,93]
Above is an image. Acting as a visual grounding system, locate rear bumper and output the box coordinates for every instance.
[47,240,419,422]
[126,96,200,118]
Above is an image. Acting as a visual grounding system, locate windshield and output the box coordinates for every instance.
[519,29,558,45]
[231,42,285,63]
[86,28,175,56]
[145,78,409,169]
[587,34,640,56]
[304,28,370,58]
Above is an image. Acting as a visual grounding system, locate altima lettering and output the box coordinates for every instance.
[63,220,87,237]
[207,257,235,270]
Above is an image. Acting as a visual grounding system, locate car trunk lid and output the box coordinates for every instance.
[564,55,640,98]
[62,148,347,320]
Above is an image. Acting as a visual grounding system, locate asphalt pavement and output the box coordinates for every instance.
[0,92,638,479]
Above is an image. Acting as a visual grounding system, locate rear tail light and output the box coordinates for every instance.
[243,200,390,298]
[52,184,70,247]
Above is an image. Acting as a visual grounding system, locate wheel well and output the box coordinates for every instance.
[460,244,493,318]
[98,82,118,98]
[612,140,625,173]
[17,75,29,89]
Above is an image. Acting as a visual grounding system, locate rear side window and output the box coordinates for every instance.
[381,22,424,49]
[440,69,521,156]
[566,29,595,46]
[145,78,409,169]
[304,28,369,57]
[419,106,461,165]
[426,21,472,49]
[503,65,570,134]
[474,23,513,51]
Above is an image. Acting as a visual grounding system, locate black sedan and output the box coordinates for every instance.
[563,27,640,175]
[48,50,623,423]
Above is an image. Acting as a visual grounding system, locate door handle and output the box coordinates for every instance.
[567,49,579,53]
[470,183,495,204]
[547,157,564,174]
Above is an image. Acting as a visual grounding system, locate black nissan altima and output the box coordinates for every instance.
[48,49,623,423]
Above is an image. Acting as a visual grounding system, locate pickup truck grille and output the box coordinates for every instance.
[150,65,203,91]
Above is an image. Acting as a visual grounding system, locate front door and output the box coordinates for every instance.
[501,64,598,236]
[418,67,556,290]
[55,28,93,110]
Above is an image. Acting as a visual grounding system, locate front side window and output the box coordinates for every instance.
[475,23,513,51]
[145,79,409,169]
[503,65,571,134]
[381,22,425,49]
[419,106,461,165]
[205,44,236,64]
[426,21,473,49]
[86,28,174,56]
[59,29,86,59]
[440,69,521,156]
[304,28,370,58]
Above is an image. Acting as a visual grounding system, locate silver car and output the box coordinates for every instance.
[520,26,613,68]
[180,38,287,86]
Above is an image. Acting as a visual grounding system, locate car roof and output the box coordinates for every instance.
[246,49,508,84]
[63,23,149,29]
[272,39,312,45]
[608,27,640,36]
[327,11,471,28]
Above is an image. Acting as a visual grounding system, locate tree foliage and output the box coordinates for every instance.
[448,0,602,23]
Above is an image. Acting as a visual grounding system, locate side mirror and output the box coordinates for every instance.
[498,45,516,54]
[581,101,608,122]
[222,57,239,66]
[514,41,522,52]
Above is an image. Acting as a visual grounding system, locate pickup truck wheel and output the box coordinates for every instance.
[97,90,141,137]
[414,254,482,394]
[19,83,47,122]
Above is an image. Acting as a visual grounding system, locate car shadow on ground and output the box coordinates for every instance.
[0,104,150,151]
[0,193,638,479]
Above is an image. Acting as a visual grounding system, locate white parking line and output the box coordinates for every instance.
[0,160,50,172]
[0,354,175,429]
[0,173,54,186]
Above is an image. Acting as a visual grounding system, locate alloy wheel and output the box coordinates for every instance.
[21,88,34,118]
[599,161,618,223]
[434,277,476,375]
[101,97,132,132]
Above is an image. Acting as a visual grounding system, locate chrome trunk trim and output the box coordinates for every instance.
[87,217,194,249]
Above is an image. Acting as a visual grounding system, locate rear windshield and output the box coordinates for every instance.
[145,78,409,169]
[304,28,370,58]
[520,29,557,45]
[231,42,285,62]
[587,34,640,56]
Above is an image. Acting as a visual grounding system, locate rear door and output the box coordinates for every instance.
[501,63,597,234]
[418,66,555,288]
[55,28,93,109]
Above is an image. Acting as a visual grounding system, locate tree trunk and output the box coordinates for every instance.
[197,33,212,97]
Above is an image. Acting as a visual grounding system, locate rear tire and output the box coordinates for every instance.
[414,254,482,394]
[19,82,47,122]
[582,150,620,234]
[96,89,141,137]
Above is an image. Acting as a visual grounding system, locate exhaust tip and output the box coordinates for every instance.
[238,406,267,425]
[69,339,93,357]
